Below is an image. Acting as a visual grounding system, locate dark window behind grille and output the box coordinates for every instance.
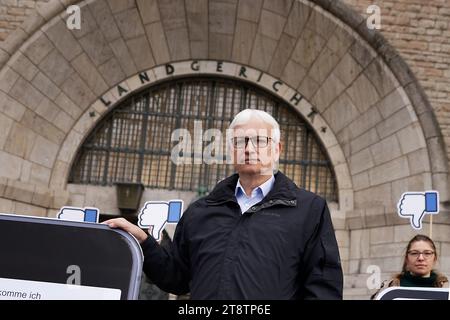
[69,77,338,202]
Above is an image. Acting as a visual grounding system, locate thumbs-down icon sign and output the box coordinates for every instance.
[138,200,183,240]
[397,191,439,230]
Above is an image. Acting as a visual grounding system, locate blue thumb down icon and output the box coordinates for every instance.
[397,191,439,230]
[57,207,99,223]
[138,200,184,240]
[167,201,183,223]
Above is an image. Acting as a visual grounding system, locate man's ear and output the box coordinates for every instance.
[275,142,282,160]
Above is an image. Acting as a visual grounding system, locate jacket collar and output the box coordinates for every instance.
[205,171,297,206]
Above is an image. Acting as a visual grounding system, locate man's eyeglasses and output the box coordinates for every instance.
[407,250,435,259]
[231,136,272,149]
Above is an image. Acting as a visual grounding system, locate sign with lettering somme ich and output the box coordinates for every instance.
[0,214,143,300]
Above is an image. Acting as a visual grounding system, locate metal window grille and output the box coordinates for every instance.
[69,77,338,202]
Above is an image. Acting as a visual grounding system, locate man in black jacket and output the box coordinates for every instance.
[105,109,343,299]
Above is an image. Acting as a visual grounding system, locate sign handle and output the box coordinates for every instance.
[429,214,433,239]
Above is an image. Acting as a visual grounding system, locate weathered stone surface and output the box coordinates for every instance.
[98,57,126,88]
[0,112,13,149]
[39,49,75,86]
[350,229,370,259]
[29,163,51,186]
[259,9,286,40]
[407,148,431,175]
[327,26,354,58]
[268,33,296,78]
[237,0,263,23]
[159,0,187,31]
[44,17,83,61]
[107,0,135,14]
[231,19,258,64]
[348,40,375,69]
[70,5,98,40]
[376,88,409,119]
[209,33,233,61]
[71,53,109,96]
[376,107,415,139]
[313,73,347,113]
[263,0,293,17]
[22,31,54,65]
[32,72,61,101]
[0,93,26,121]
[370,242,407,258]
[346,73,380,113]
[249,34,277,71]
[369,134,402,166]
[32,185,52,208]
[354,182,392,209]
[190,41,208,59]
[0,197,13,213]
[8,52,38,82]
[20,110,65,145]
[210,1,237,35]
[323,91,360,133]
[369,156,410,186]
[334,53,363,87]
[35,98,59,122]
[297,75,320,101]
[53,110,75,134]
[164,29,190,61]
[348,106,382,139]
[9,77,45,111]
[281,59,306,89]
[14,202,47,217]
[61,73,96,111]
[54,92,83,120]
[370,226,394,245]
[284,0,311,38]
[396,122,427,155]
[351,171,370,191]
[291,28,326,69]
[79,29,114,67]
[109,38,138,77]
[349,148,374,175]
[307,5,337,40]
[4,179,34,204]
[0,66,19,93]
[364,58,398,99]
[350,128,379,155]
[114,8,146,40]
[0,151,22,180]
[89,0,122,42]
[136,0,160,24]
[145,22,171,65]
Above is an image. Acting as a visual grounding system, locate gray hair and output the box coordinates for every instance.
[229,109,280,143]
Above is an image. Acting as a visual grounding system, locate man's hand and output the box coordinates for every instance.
[103,218,148,244]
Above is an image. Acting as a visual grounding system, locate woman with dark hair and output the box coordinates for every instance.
[372,234,448,299]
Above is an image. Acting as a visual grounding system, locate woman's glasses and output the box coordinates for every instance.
[407,250,435,259]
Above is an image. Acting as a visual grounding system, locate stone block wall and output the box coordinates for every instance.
[0,0,50,41]
[342,0,450,186]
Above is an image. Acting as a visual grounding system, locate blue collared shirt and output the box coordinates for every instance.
[235,175,275,214]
